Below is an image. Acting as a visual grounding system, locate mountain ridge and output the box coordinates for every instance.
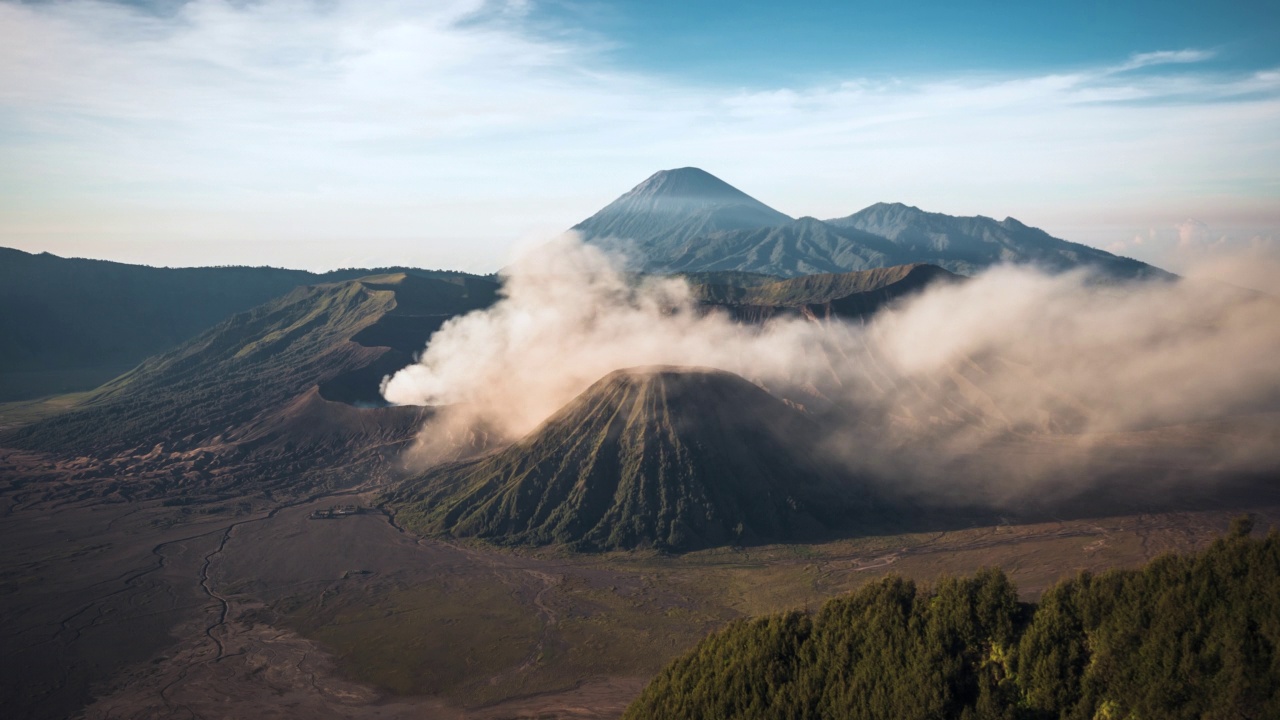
[0,246,493,401]
[2,272,497,499]
[574,169,1168,280]
[692,263,960,323]
[827,202,1166,278]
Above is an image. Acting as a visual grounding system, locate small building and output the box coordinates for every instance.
[309,505,364,520]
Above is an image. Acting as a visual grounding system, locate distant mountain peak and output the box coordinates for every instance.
[619,167,771,207]
[572,168,792,256]
[857,201,929,218]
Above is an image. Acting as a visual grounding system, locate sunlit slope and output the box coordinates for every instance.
[388,366,877,551]
[0,248,318,399]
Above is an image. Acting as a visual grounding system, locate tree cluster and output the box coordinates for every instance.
[627,518,1280,719]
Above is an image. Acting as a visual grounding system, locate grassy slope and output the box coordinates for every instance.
[734,263,954,305]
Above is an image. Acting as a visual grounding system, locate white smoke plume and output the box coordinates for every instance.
[382,234,827,458]
[383,233,1280,505]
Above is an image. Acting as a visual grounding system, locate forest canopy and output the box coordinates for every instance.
[626,517,1279,720]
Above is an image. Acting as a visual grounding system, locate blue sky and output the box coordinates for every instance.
[0,0,1277,275]
[533,1,1279,82]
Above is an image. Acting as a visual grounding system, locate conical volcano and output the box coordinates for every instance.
[388,366,871,551]
[572,168,792,261]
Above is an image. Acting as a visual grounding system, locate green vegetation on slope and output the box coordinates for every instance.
[626,517,1280,719]
[388,366,878,551]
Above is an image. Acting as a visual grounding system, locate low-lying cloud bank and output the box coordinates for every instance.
[1106,220,1280,294]
[383,235,1280,506]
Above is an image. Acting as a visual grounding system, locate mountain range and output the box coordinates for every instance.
[573,167,1166,279]
[2,166,1170,405]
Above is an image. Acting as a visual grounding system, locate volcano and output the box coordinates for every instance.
[388,366,875,551]
[572,167,793,261]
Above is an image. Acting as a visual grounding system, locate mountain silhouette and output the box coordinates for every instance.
[574,170,1168,279]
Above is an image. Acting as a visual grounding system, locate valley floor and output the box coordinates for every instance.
[3,446,1278,720]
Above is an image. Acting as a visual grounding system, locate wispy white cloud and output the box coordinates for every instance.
[0,1,1276,272]
[1113,48,1216,73]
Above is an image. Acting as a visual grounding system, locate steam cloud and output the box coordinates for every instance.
[383,234,1280,506]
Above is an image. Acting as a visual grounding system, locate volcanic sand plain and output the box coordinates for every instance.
[5,442,1280,720]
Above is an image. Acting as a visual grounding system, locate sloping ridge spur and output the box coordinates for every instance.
[696,263,960,323]
[388,366,877,552]
[318,272,498,405]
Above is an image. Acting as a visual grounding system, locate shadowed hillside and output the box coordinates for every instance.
[0,246,491,400]
[2,273,496,498]
[387,366,878,551]
[693,263,960,322]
